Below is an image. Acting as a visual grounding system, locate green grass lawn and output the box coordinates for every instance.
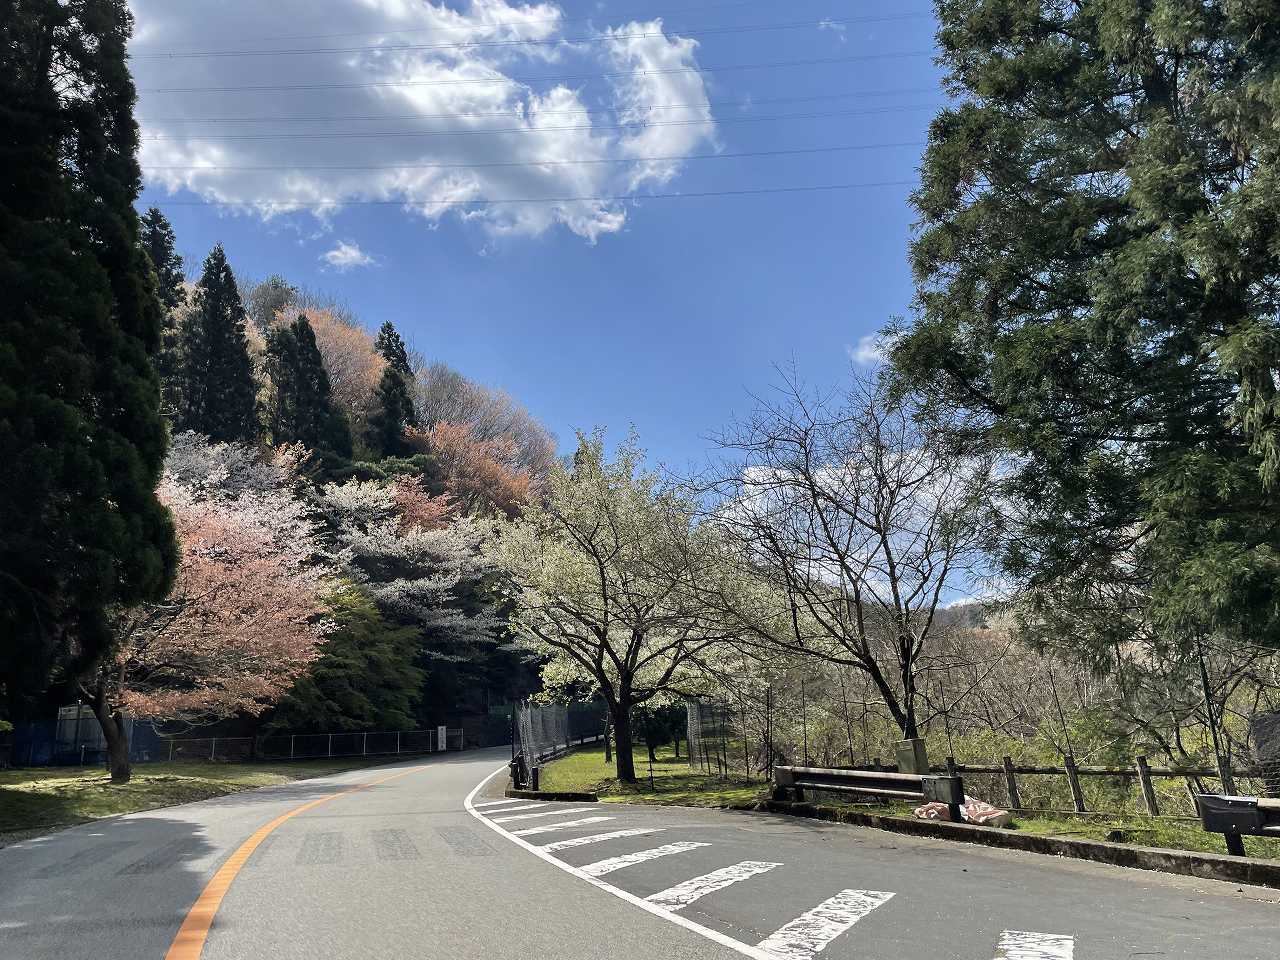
[0,758,396,841]
[540,743,770,807]
[541,745,1280,860]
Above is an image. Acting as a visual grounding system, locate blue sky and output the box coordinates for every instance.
[131,0,944,471]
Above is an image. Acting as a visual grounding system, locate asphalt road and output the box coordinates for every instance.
[1,748,1277,960]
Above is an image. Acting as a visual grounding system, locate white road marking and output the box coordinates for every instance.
[580,841,711,877]
[476,802,544,814]
[491,806,596,823]
[472,799,527,809]
[994,930,1074,960]
[539,828,664,852]
[646,861,782,910]
[755,889,895,960]
[510,816,613,837]
[466,765,780,960]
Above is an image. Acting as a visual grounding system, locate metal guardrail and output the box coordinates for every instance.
[1195,794,1280,856]
[774,764,966,823]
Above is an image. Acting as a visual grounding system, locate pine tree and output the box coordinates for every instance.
[368,365,415,457]
[375,321,412,378]
[139,207,185,419]
[265,314,352,460]
[139,207,185,311]
[0,1,177,717]
[174,245,260,442]
[893,0,1280,650]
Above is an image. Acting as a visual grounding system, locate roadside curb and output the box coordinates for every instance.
[732,799,1280,890]
[505,788,599,802]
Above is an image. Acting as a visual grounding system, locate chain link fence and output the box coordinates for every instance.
[510,701,606,788]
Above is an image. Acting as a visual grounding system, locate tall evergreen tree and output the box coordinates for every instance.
[0,1,177,715]
[139,207,185,311]
[892,0,1280,651]
[368,321,416,455]
[368,365,415,457]
[265,314,352,460]
[139,207,184,419]
[174,244,259,442]
[375,320,412,377]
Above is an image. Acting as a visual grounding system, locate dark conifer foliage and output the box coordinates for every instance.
[369,320,417,454]
[0,0,177,714]
[139,207,185,311]
[139,206,185,419]
[174,245,260,443]
[368,364,416,457]
[265,314,352,460]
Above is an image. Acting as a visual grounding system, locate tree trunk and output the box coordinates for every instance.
[603,715,612,763]
[673,736,681,760]
[613,704,636,782]
[647,741,657,763]
[90,689,131,784]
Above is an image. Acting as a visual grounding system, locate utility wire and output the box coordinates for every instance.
[138,50,936,94]
[137,87,940,124]
[148,179,917,207]
[141,139,925,171]
[130,13,932,60]
[134,0,861,46]
[138,103,938,142]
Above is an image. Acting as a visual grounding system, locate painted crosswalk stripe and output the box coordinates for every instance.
[491,806,596,823]
[472,800,529,809]
[993,930,1074,960]
[511,817,613,837]
[478,803,544,815]
[646,861,781,910]
[579,841,711,878]
[539,828,663,852]
[756,889,895,960]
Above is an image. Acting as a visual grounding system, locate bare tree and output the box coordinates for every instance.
[699,371,996,740]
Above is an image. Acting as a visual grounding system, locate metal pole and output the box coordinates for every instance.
[362,732,368,756]
[290,734,295,759]
[211,738,217,761]
[73,699,83,765]
[328,733,333,757]
[801,677,809,767]
[396,731,401,755]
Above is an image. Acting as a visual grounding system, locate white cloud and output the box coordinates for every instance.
[128,1,718,242]
[321,240,376,270]
[848,334,887,366]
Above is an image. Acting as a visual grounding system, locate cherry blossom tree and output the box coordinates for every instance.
[84,434,334,783]
[405,421,533,517]
[316,477,501,650]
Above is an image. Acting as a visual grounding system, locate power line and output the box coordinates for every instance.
[138,50,936,94]
[138,103,939,142]
[133,0,853,47]
[147,179,917,207]
[141,139,925,171]
[130,13,932,60]
[137,87,939,124]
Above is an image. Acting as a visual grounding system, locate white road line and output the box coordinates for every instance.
[465,764,779,960]
[491,806,596,823]
[994,930,1074,960]
[472,799,527,809]
[755,889,895,960]
[580,841,711,878]
[539,828,664,852]
[646,861,781,910]
[510,816,613,837]
[477,802,544,814]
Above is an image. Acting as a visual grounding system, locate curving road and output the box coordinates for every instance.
[1,748,1277,960]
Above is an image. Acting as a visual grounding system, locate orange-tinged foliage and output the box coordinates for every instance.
[276,307,385,429]
[406,421,532,517]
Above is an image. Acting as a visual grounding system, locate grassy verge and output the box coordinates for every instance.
[541,745,1280,860]
[540,744,770,807]
[0,758,396,841]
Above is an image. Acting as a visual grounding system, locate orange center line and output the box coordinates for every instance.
[164,765,425,960]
